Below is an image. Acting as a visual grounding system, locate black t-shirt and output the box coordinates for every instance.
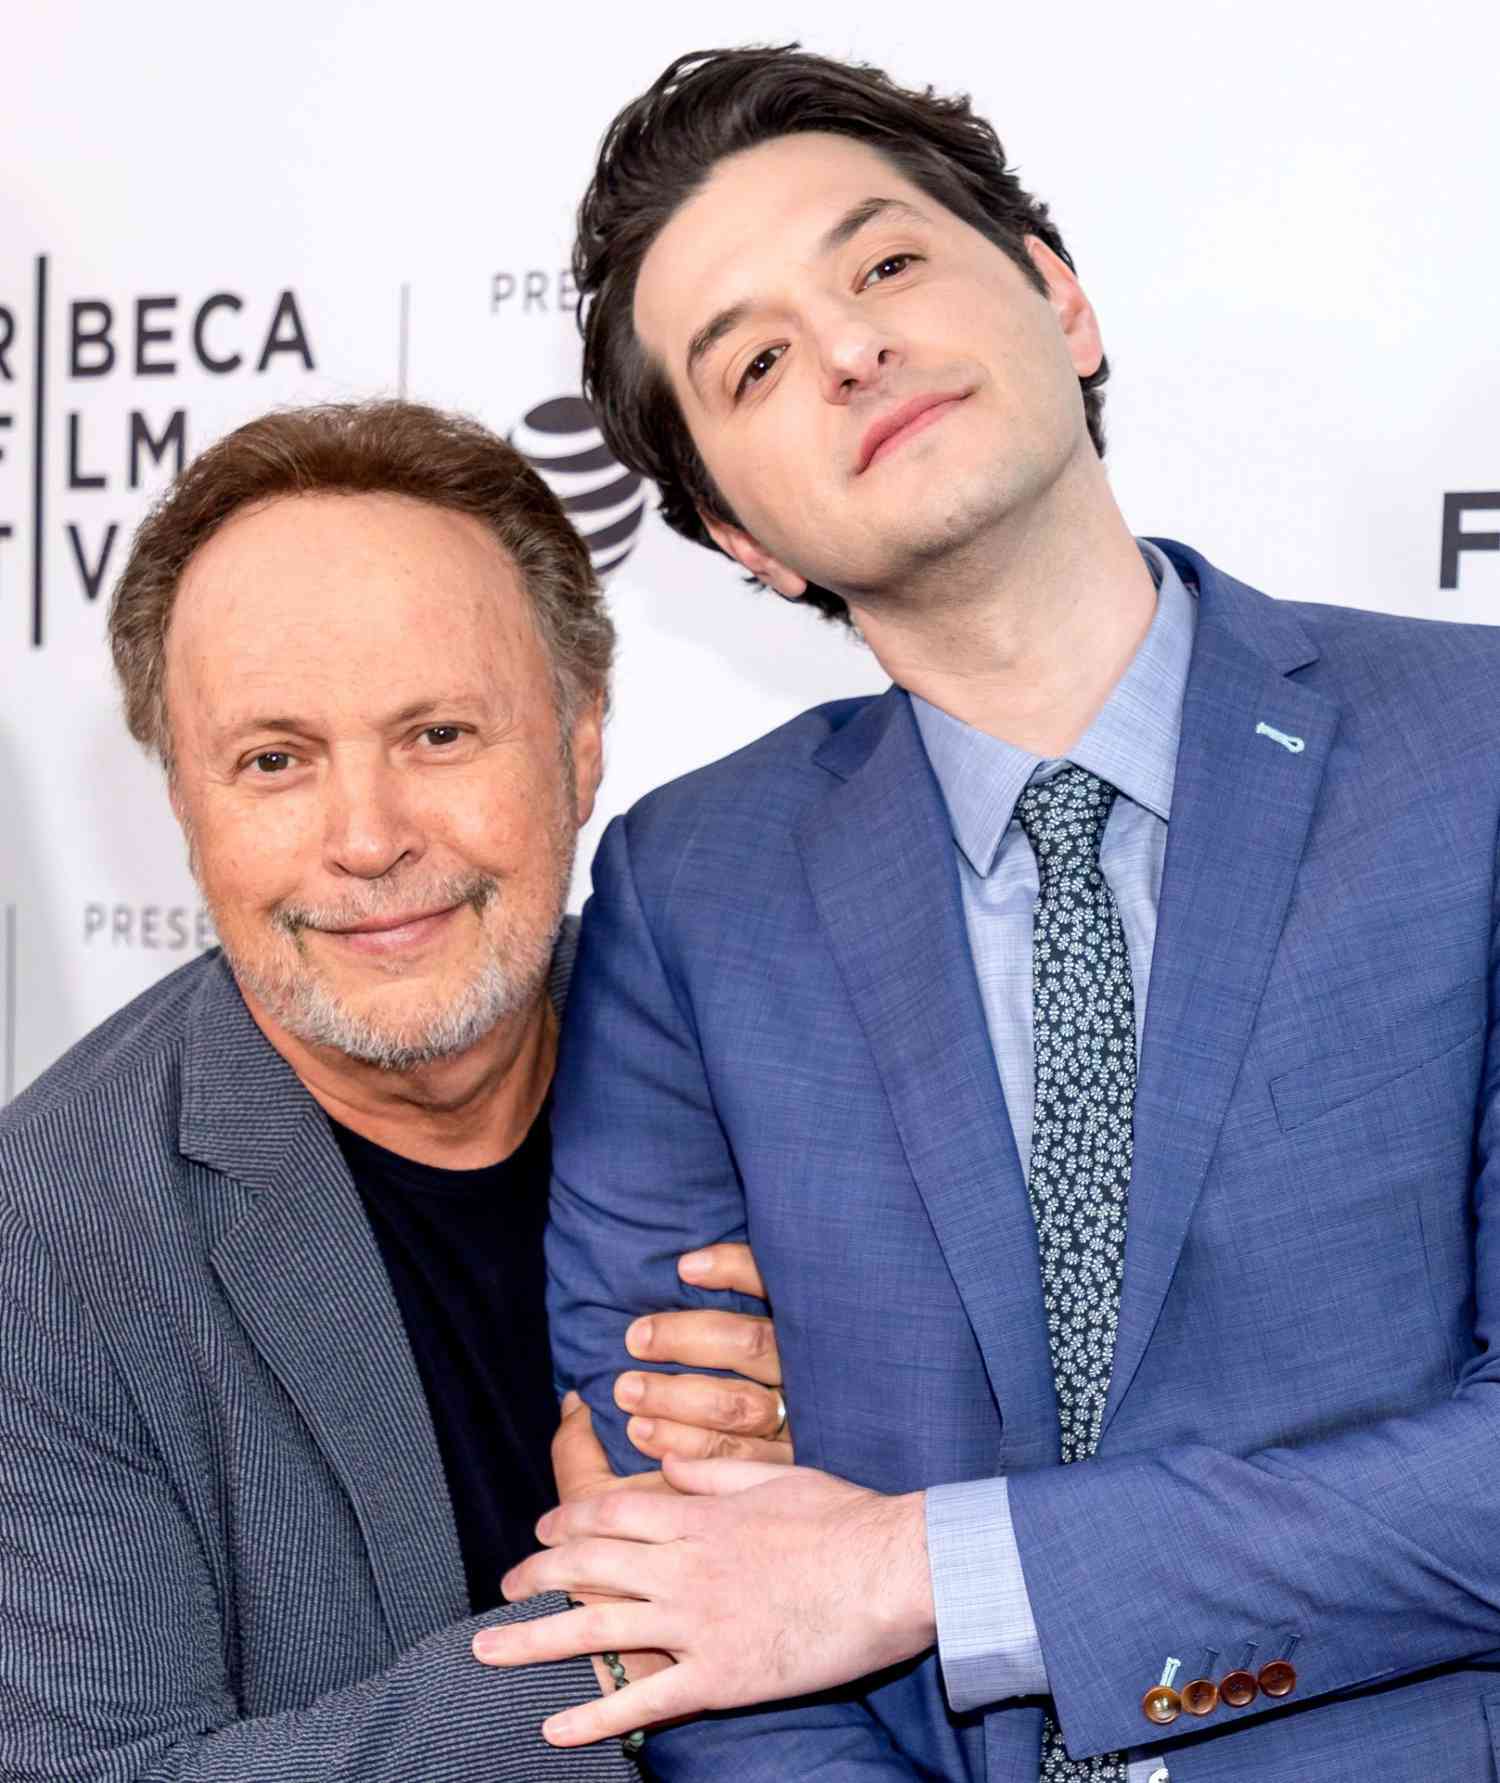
[330,1108,558,1614]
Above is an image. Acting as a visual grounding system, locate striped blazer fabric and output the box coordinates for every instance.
[0,937,631,1782]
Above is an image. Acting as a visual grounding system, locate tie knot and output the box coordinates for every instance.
[1014,765,1117,870]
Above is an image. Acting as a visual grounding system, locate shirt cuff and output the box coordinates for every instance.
[925,1476,1049,1712]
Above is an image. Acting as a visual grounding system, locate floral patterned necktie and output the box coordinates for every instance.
[1015,766,1133,1783]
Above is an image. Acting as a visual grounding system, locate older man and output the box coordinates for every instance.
[0,401,787,1781]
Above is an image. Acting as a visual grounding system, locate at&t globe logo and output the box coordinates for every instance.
[512,395,645,576]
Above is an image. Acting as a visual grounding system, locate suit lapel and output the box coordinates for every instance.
[180,962,467,1648]
[1100,552,1339,1436]
[798,692,1060,1471]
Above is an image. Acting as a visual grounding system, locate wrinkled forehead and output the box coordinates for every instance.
[165,492,543,711]
[174,492,518,627]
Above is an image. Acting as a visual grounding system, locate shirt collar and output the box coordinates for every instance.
[911,540,1196,878]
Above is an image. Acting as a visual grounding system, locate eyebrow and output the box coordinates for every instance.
[215,696,485,748]
[683,196,931,386]
[216,716,310,746]
[817,195,926,256]
[685,302,751,384]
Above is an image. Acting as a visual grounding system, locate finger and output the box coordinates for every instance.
[501,1537,669,1604]
[543,1663,701,1748]
[626,1308,781,1386]
[661,1453,791,1497]
[615,1368,784,1438]
[609,1466,672,1495]
[677,1240,766,1301]
[627,1415,795,1466]
[551,1397,616,1503]
[473,1599,672,1670]
[534,1485,689,1548]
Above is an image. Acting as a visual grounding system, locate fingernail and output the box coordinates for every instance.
[472,1630,500,1661]
[535,1512,555,1542]
[543,1714,574,1745]
[626,1318,653,1356]
[560,1389,582,1414]
[679,1249,710,1279]
[629,1416,656,1444]
[615,1371,644,1408]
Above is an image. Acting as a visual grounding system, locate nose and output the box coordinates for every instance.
[322,750,424,880]
[815,302,902,405]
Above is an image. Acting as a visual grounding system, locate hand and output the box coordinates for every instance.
[472,1457,936,1747]
[617,1242,793,1466]
[540,1392,673,1701]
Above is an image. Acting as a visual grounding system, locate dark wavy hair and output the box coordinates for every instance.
[574,44,1109,625]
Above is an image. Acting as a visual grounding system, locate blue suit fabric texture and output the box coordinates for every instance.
[0,929,632,1782]
[548,539,1500,1783]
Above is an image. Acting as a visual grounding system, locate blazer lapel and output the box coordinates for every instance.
[797,691,1060,1472]
[179,962,467,1649]
[1101,552,1340,1437]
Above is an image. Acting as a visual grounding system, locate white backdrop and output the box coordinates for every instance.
[3,0,1498,1099]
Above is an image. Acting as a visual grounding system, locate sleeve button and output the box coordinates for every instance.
[1142,1685,1181,1725]
[1258,1660,1298,1698]
[1180,1676,1219,1715]
[1220,1667,1259,1707]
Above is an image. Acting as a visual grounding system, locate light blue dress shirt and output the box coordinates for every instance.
[914,541,1195,1783]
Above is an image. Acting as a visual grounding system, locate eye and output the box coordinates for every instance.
[861,253,919,288]
[250,751,294,775]
[420,725,463,747]
[735,344,786,399]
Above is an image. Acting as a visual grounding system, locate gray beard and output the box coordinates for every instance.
[224,866,566,1073]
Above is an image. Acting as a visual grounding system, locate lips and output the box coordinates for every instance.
[856,391,969,475]
[332,906,457,936]
[324,905,462,956]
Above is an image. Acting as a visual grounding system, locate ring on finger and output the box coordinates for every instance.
[771,1390,788,1439]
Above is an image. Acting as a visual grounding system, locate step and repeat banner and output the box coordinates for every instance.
[3,0,1497,1098]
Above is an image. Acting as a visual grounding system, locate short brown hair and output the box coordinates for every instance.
[575,44,1109,626]
[109,399,614,769]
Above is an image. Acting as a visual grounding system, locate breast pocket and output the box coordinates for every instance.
[1268,978,1487,1135]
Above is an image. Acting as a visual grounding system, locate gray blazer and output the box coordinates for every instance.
[0,934,630,1782]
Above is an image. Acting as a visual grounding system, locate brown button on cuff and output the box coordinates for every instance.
[1258,1660,1297,1698]
[1220,1668,1258,1708]
[1180,1677,1219,1716]
[1142,1686,1181,1726]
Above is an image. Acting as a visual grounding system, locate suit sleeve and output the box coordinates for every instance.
[547,812,760,1476]
[0,1204,633,1783]
[547,813,926,1777]
[1004,881,1500,1761]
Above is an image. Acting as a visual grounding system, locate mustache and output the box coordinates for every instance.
[271,871,498,937]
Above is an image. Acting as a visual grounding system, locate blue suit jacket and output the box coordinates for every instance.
[549,541,1500,1782]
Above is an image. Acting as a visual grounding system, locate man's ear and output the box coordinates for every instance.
[569,691,606,829]
[699,511,809,601]
[166,767,188,831]
[1024,236,1104,380]
[166,769,203,880]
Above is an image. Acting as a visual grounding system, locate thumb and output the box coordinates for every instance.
[551,1393,616,1502]
[661,1453,789,1497]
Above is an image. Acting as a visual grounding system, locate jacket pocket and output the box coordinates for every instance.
[1269,978,1485,1134]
